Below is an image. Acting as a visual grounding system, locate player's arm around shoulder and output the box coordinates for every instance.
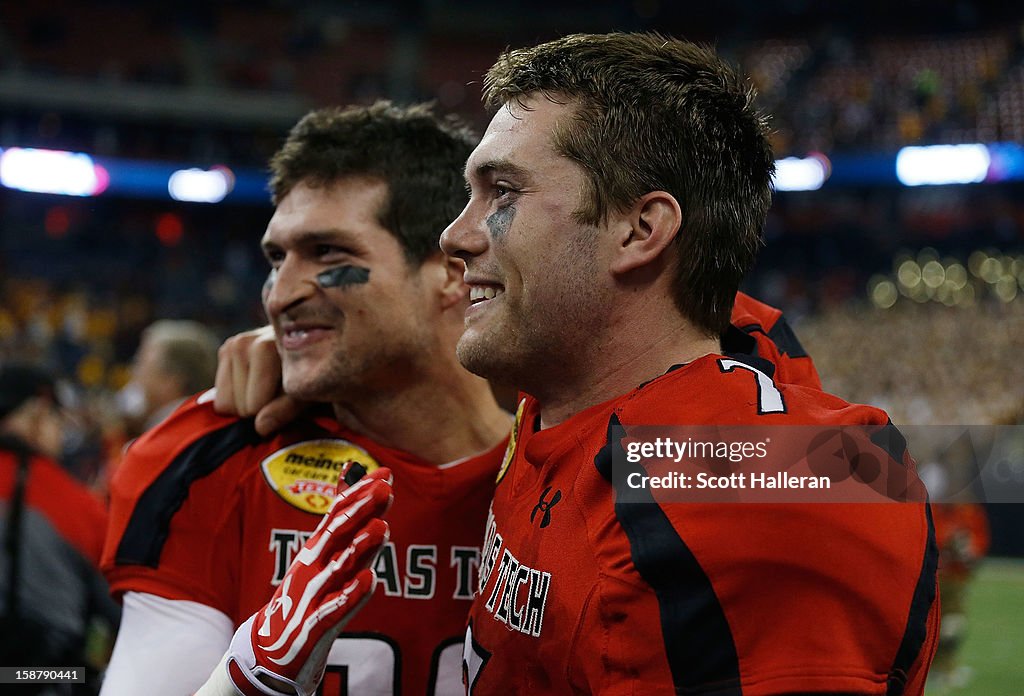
[213,325,307,435]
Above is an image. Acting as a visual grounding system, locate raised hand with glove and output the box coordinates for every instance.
[196,467,392,696]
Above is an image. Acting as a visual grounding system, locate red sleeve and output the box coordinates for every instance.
[641,498,937,694]
[731,292,823,390]
[101,393,256,615]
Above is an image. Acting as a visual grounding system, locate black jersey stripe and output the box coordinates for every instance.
[595,415,742,696]
[869,419,910,466]
[765,314,810,359]
[720,347,778,381]
[115,419,261,567]
[720,324,759,359]
[886,499,939,695]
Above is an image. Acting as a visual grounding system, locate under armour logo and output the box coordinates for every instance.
[530,486,562,529]
[259,582,294,637]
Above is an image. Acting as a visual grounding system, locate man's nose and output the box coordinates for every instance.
[263,256,317,316]
[440,203,490,262]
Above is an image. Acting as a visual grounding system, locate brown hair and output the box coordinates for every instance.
[483,33,774,334]
[269,101,477,264]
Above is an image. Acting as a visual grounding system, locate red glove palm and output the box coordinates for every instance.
[225,468,392,696]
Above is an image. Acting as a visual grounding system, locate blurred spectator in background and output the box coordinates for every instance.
[929,501,991,693]
[0,363,120,694]
[119,320,220,436]
[915,434,993,694]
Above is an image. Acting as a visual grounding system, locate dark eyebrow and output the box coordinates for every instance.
[469,159,533,184]
[261,230,350,250]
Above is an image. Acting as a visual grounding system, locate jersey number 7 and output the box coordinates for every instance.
[717,359,786,415]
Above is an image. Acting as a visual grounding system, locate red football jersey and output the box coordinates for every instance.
[465,355,938,695]
[102,392,504,695]
[728,292,823,390]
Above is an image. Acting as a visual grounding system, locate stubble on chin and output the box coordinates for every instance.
[281,359,337,403]
[455,339,490,380]
[455,329,516,383]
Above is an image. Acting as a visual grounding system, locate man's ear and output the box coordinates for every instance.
[438,254,469,310]
[608,191,682,276]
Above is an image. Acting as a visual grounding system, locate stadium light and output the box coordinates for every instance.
[895,144,990,186]
[0,147,110,196]
[168,166,235,203]
[772,154,830,191]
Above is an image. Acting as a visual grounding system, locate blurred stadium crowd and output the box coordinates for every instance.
[2,1,1024,160]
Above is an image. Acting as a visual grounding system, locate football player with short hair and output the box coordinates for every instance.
[100,102,512,696]
[440,33,939,695]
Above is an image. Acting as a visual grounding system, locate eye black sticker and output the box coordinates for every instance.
[317,265,370,289]
[486,206,516,239]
